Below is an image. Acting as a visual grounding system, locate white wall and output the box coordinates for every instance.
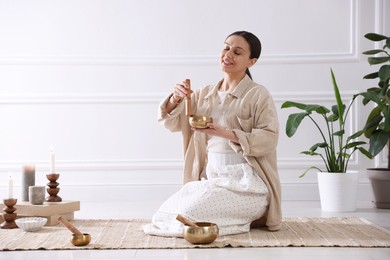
[0,0,389,205]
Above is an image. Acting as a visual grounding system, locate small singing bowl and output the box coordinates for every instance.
[71,233,91,246]
[189,115,213,129]
[183,222,219,244]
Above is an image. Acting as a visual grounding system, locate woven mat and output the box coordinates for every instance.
[1,217,390,250]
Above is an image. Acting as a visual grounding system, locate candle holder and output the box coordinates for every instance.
[1,198,18,229]
[45,173,62,202]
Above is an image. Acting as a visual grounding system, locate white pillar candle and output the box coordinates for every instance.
[8,172,13,199]
[50,148,55,173]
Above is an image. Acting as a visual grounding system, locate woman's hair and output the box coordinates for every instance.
[226,31,262,79]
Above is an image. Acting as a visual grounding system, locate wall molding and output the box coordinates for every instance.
[0,91,360,104]
[0,159,329,171]
[0,159,182,171]
[375,0,384,35]
[0,181,372,203]
[0,156,362,173]
[0,52,359,66]
[0,93,159,104]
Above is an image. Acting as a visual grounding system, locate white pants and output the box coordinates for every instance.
[143,153,269,237]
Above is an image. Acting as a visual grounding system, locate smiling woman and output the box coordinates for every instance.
[143,31,282,238]
[221,31,261,80]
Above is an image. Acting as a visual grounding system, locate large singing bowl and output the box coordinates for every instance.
[183,222,219,244]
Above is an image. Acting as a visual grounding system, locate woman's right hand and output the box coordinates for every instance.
[173,80,192,101]
[165,79,193,113]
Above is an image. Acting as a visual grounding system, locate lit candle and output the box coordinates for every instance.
[8,172,13,199]
[50,148,55,173]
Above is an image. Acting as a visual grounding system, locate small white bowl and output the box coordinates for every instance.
[15,217,47,232]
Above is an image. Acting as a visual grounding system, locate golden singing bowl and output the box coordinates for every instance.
[189,115,213,129]
[71,233,91,246]
[183,222,219,244]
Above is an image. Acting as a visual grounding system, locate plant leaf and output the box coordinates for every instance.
[309,142,328,152]
[368,57,390,65]
[298,166,323,178]
[378,65,390,82]
[362,49,387,55]
[365,114,383,132]
[364,107,383,138]
[358,147,373,159]
[347,130,364,141]
[365,33,388,41]
[326,114,338,122]
[360,91,386,110]
[383,106,390,130]
[281,101,307,110]
[306,105,330,115]
[281,102,329,114]
[344,141,366,149]
[300,150,321,156]
[331,104,346,118]
[285,113,307,137]
[359,87,381,106]
[333,130,345,136]
[369,130,390,156]
[363,72,379,79]
[330,69,344,125]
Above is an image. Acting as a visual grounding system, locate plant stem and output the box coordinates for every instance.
[308,114,333,171]
[326,115,337,171]
[341,98,356,172]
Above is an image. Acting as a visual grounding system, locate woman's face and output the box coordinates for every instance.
[220,35,257,76]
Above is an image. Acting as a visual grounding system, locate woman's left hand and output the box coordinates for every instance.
[192,123,239,143]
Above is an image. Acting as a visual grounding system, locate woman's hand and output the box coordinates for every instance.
[165,80,193,113]
[173,80,192,102]
[192,122,239,143]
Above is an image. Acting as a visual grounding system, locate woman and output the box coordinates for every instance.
[143,31,281,237]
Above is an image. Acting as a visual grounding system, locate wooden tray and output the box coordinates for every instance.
[0,200,80,226]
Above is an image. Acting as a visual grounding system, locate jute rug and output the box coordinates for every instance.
[1,217,390,250]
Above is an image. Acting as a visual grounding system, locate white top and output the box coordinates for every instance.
[207,91,234,154]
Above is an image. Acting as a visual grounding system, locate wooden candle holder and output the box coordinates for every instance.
[45,173,62,202]
[1,198,18,229]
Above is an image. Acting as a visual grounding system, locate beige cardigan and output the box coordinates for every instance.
[158,75,282,231]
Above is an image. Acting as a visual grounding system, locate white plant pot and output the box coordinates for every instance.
[317,171,359,212]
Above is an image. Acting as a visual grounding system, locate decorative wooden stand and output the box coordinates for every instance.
[46,173,62,202]
[1,198,18,229]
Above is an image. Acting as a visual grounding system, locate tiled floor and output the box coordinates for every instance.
[1,200,390,260]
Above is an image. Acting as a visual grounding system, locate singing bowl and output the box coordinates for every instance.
[183,222,219,244]
[189,115,213,129]
[71,233,91,246]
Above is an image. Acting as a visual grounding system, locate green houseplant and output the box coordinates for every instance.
[281,69,372,212]
[358,33,390,209]
[281,69,372,176]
